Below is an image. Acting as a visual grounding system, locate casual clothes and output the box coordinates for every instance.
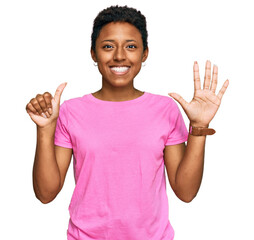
[54,92,188,240]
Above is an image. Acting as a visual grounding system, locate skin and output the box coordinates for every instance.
[91,22,148,101]
[166,61,229,202]
[26,83,72,203]
[26,21,229,204]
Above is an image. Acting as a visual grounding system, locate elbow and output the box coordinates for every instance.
[39,198,52,204]
[39,196,55,204]
[33,180,61,204]
[174,189,197,203]
[34,185,61,204]
[180,195,196,203]
[35,192,58,204]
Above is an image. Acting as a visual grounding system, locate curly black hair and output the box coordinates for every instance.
[91,5,148,52]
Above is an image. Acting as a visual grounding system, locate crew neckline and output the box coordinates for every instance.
[86,91,149,105]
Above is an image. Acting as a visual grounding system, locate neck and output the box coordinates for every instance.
[92,87,144,101]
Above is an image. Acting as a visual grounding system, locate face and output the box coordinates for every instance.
[91,22,148,88]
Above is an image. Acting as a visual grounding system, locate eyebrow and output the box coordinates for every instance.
[101,40,137,43]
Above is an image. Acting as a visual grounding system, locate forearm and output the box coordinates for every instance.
[168,60,229,202]
[174,134,206,202]
[33,123,61,203]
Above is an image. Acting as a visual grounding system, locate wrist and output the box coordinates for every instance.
[190,121,209,128]
[37,121,57,137]
[189,123,215,136]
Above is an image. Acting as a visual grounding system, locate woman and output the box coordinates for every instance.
[26,5,229,240]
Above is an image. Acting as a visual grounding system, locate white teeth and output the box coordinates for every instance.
[111,67,129,72]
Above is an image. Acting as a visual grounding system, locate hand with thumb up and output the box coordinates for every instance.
[26,83,67,128]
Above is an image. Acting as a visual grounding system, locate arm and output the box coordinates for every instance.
[164,60,229,203]
[27,83,72,204]
[164,136,206,203]
[33,125,72,204]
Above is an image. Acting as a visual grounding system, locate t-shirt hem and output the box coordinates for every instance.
[165,134,189,146]
[54,140,73,149]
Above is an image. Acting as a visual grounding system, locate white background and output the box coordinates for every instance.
[1,0,253,239]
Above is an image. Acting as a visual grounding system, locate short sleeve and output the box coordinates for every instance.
[54,102,73,149]
[165,100,189,146]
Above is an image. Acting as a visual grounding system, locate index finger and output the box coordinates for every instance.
[43,92,53,114]
[43,92,53,107]
[217,79,229,100]
[194,61,201,91]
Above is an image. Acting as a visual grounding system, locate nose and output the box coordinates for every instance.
[113,47,126,61]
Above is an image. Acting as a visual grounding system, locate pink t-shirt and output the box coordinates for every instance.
[54,92,188,240]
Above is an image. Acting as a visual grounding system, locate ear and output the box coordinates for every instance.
[142,47,149,62]
[91,48,97,62]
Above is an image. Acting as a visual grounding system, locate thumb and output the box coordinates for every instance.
[168,92,188,110]
[54,82,67,104]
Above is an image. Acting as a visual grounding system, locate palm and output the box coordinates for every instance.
[169,61,229,127]
[185,89,221,126]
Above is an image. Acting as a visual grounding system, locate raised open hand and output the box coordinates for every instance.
[169,61,229,128]
[26,82,67,128]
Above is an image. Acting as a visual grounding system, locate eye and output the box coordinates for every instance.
[103,45,113,49]
[127,45,137,49]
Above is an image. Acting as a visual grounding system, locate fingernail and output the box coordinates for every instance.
[45,111,50,118]
[41,113,47,118]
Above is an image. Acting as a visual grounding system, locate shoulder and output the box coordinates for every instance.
[146,92,177,109]
[60,94,90,109]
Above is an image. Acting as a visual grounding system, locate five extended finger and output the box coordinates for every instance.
[211,65,218,93]
[203,60,211,90]
[193,61,201,91]
[217,79,229,100]
[168,93,188,110]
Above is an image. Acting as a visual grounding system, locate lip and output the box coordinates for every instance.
[109,65,130,75]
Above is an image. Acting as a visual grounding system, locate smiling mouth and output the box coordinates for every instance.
[110,66,130,75]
